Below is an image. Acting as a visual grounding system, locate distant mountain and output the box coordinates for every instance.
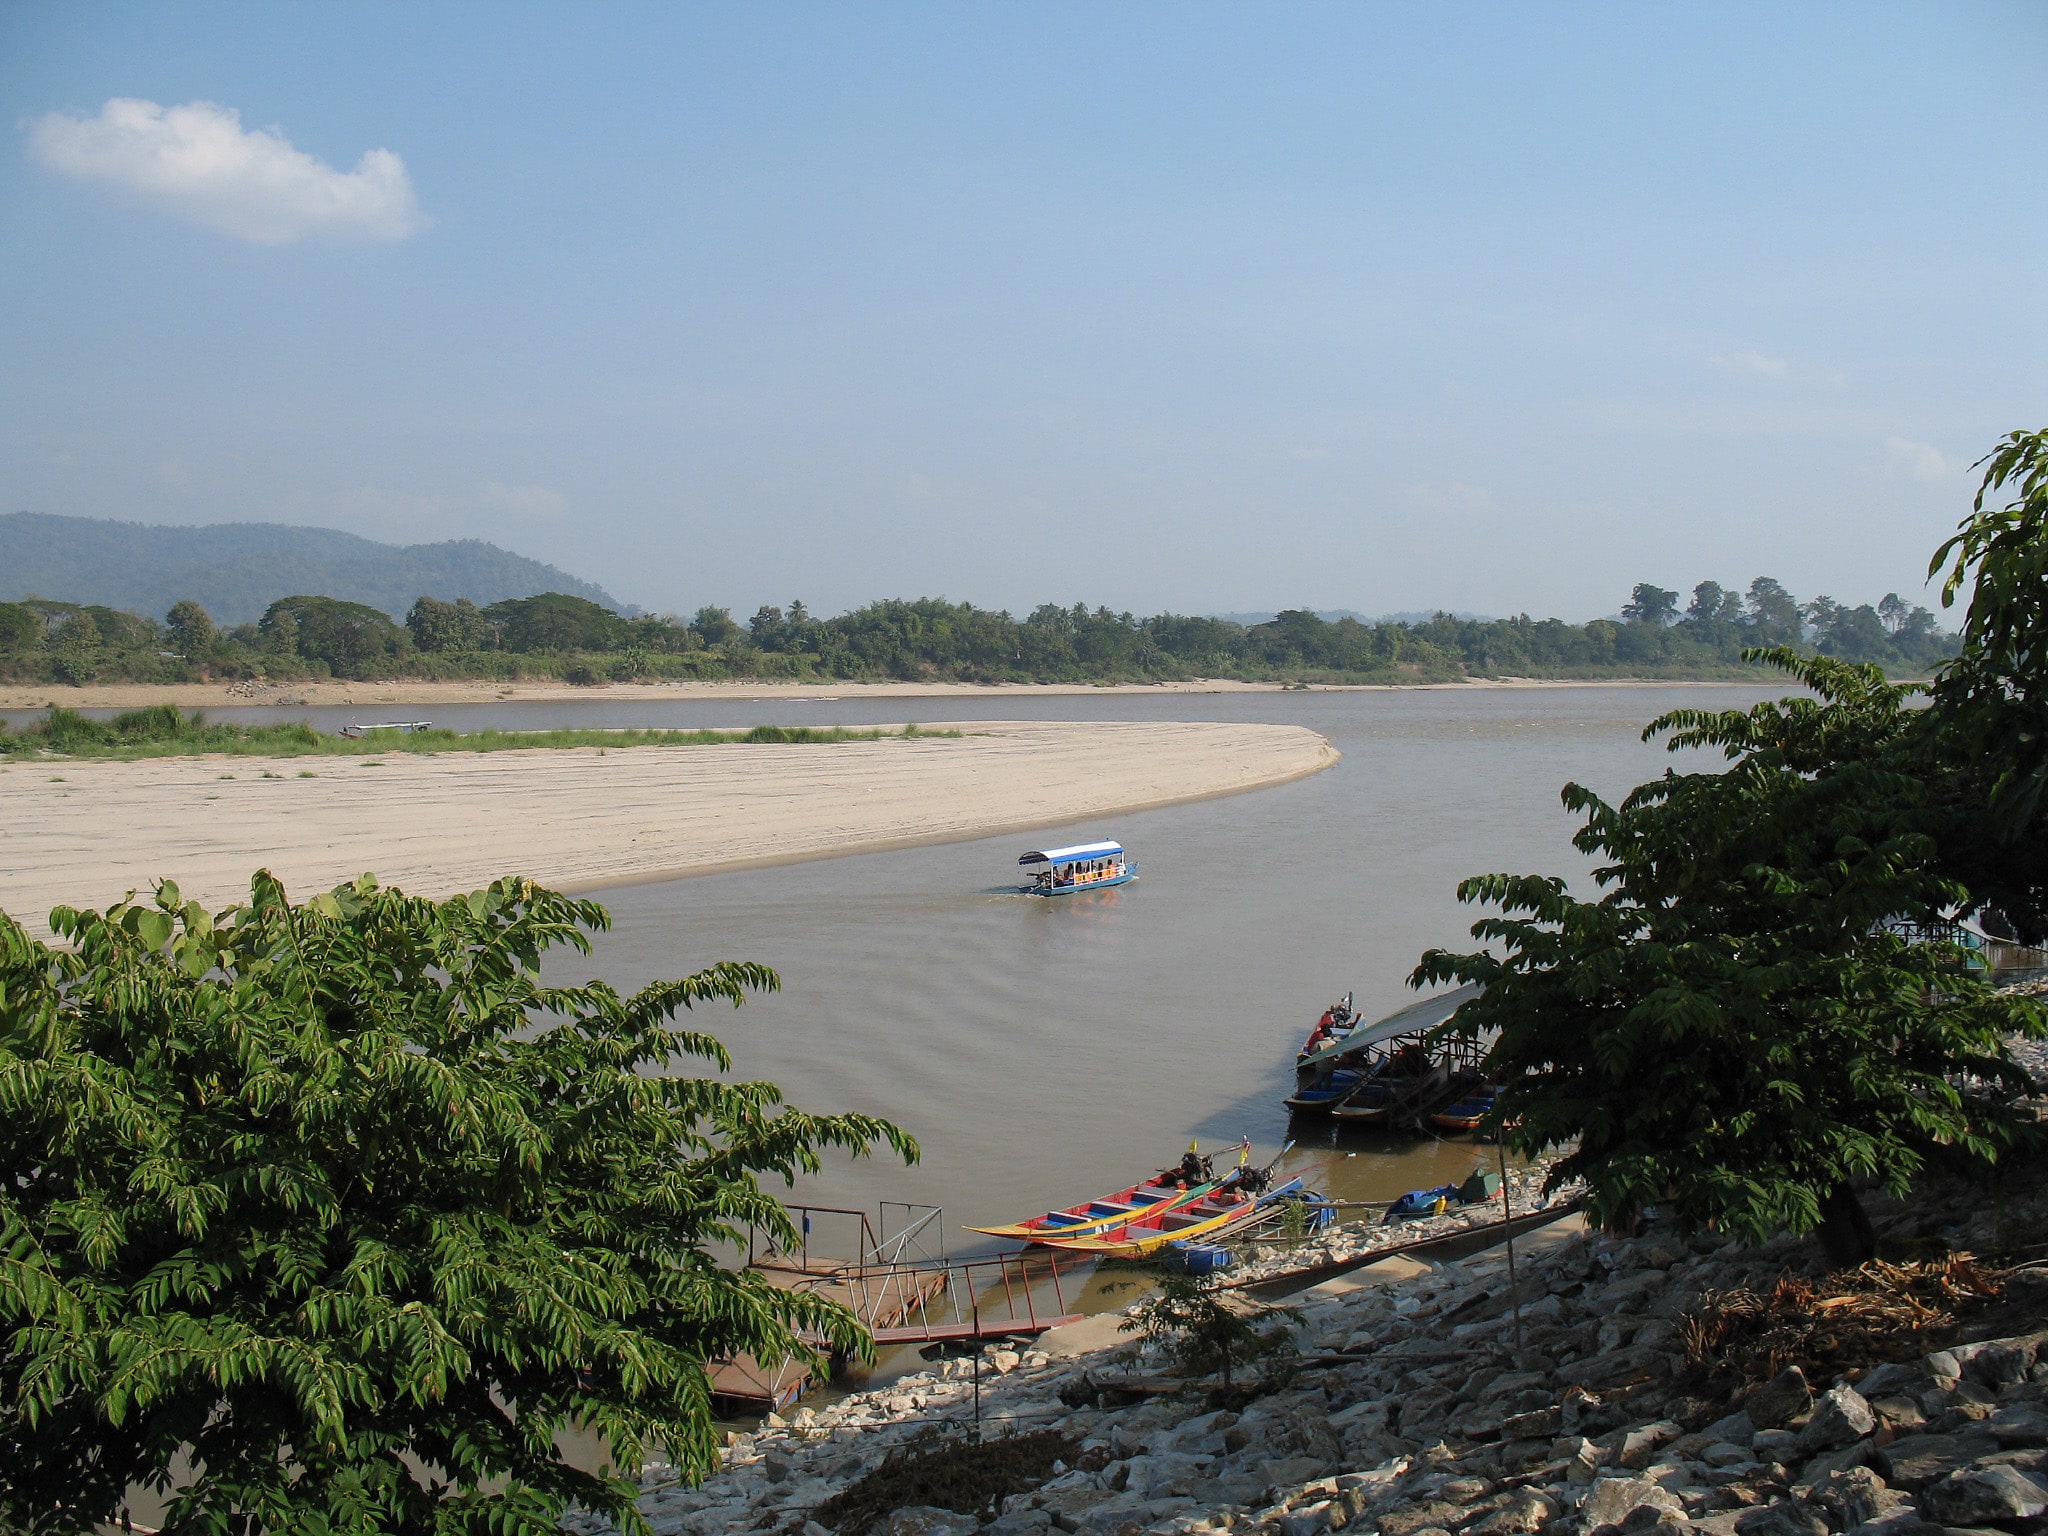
[0,513,629,626]
[1213,608,1494,627]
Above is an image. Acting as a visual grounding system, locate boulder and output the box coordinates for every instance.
[1988,1406,2048,1449]
[1620,1422,1687,1470]
[1874,1432,2002,1492]
[1467,1491,1563,1536]
[1504,1406,1566,1441]
[884,1508,981,1536]
[1915,1463,2048,1526]
[1805,1466,1909,1530]
[982,1512,1054,1536]
[1583,1477,1688,1528]
[1383,1501,1479,1536]
[1748,1369,1816,1431]
[1798,1387,1878,1453]
[1277,1503,1343,1536]
[1732,1502,1829,1536]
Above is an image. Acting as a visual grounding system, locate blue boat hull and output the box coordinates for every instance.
[1025,866,1137,896]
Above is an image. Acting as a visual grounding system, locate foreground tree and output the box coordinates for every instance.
[1415,651,2045,1266]
[0,874,915,1534]
[1926,427,2048,941]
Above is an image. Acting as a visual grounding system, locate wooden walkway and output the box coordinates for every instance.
[708,1207,1086,1415]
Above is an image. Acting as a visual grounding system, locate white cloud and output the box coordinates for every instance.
[1887,437,1965,483]
[1710,349,1791,376]
[28,97,424,244]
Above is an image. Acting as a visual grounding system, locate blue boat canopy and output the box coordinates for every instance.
[1020,840,1124,866]
[1295,983,1484,1072]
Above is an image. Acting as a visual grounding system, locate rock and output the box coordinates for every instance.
[1874,1432,2002,1492]
[1748,1370,1817,1431]
[1584,1477,1688,1528]
[1950,1334,2048,1389]
[1923,1352,1962,1387]
[983,1513,1054,1536]
[1870,1397,1928,1434]
[1263,1456,1337,1497]
[1797,1387,1878,1453]
[1986,1406,2048,1449]
[1917,1463,2048,1525]
[1805,1466,1908,1530]
[1798,1439,1876,1486]
[1468,1490,1563,1535]
[1278,1502,1342,1536]
[1754,1430,1802,1464]
[1705,1444,1755,1469]
[1620,1422,1686,1470]
[884,1508,980,1536]
[1505,1407,1567,1441]
[1732,1502,1829,1536]
[1856,1364,1932,1401]
[1041,1488,1119,1532]
[1384,1501,1478,1536]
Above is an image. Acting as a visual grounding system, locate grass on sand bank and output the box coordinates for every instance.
[0,706,958,762]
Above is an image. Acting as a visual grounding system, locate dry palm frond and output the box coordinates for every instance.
[1679,1254,2004,1382]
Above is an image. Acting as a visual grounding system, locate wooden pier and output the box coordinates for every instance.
[708,1204,1084,1415]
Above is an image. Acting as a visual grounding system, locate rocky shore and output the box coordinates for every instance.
[562,1140,2048,1536]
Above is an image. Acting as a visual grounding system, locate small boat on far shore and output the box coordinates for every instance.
[1019,841,1135,895]
[337,721,433,738]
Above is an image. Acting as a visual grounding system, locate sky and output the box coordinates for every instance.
[2,3,2044,622]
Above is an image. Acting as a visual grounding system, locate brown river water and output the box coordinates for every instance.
[67,680,1793,1500]
[41,683,1784,1235]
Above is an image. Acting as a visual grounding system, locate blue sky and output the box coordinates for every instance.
[2,3,2044,620]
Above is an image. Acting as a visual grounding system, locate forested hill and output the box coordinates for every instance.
[0,513,626,625]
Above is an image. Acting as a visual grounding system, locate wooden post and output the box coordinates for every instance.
[1497,1142,1522,1354]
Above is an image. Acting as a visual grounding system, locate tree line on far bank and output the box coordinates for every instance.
[0,574,1955,688]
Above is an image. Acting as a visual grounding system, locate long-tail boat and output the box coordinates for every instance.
[966,1171,1224,1243]
[1428,1082,1500,1134]
[1030,1172,1308,1259]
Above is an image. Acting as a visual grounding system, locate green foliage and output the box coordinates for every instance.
[0,710,954,761]
[1415,649,2048,1263]
[405,595,490,654]
[1930,428,2048,841]
[0,872,916,1533]
[262,595,413,678]
[482,592,629,654]
[1119,1276,1297,1389]
[1,574,1955,688]
[162,600,215,659]
[0,603,38,655]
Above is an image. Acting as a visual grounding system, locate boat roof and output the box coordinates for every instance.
[1020,841,1124,865]
[1296,982,1484,1071]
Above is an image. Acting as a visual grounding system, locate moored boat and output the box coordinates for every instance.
[1032,1173,1307,1259]
[1019,841,1135,895]
[1296,993,1357,1059]
[966,1160,1226,1243]
[1428,1082,1500,1134]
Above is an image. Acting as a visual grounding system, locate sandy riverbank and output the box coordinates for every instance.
[0,675,1760,711]
[0,719,1335,933]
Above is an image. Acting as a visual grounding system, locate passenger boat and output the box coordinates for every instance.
[1029,1171,1307,1259]
[1296,993,1357,1059]
[1019,841,1135,896]
[1428,1082,1500,1134]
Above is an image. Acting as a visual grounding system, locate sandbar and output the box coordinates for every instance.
[0,720,1336,934]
